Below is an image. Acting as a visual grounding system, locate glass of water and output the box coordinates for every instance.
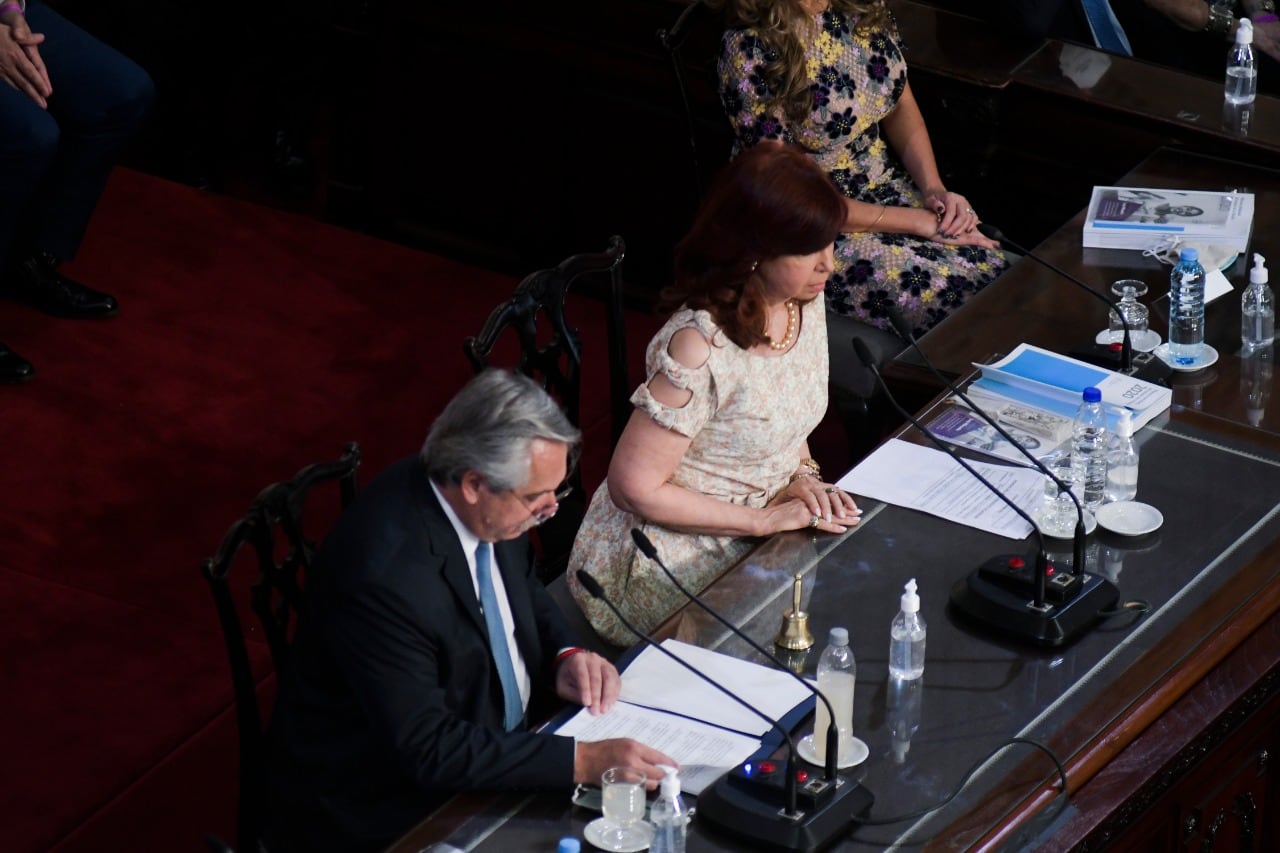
[598,767,651,850]
[1108,279,1149,345]
[1036,452,1081,539]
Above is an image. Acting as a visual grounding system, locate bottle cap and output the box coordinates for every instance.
[657,764,681,798]
[1237,18,1253,44]
[900,578,920,613]
[558,838,582,853]
[1251,253,1268,284]
[828,627,848,646]
[1180,247,1199,264]
[1115,409,1134,438]
[1082,386,1101,403]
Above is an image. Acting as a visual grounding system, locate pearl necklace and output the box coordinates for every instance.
[768,299,799,351]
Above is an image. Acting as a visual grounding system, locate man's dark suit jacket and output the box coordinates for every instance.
[266,455,579,852]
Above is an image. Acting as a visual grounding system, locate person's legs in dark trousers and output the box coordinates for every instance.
[0,2,153,380]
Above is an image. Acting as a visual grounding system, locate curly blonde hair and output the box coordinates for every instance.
[715,0,891,122]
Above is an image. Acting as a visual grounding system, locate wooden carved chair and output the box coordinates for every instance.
[200,442,361,853]
[464,236,629,581]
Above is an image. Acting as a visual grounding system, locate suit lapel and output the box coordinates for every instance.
[411,464,488,637]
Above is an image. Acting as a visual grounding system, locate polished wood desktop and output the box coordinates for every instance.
[388,147,1280,852]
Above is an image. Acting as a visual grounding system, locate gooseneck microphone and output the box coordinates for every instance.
[574,570,799,818]
[626,532,876,851]
[881,304,1087,580]
[977,222,1134,374]
[631,528,839,781]
[852,338,1053,606]
[853,336,1119,647]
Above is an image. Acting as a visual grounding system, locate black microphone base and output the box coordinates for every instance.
[697,771,874,852]
[1067,341,1174,386]
[949,557,1119,647]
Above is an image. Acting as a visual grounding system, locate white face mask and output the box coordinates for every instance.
[1143,236,1239,272]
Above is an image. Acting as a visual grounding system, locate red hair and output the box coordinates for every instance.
[666,143,845,350]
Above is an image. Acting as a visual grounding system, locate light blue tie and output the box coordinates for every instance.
[475,542,523,731]
[1079,0,1133,56]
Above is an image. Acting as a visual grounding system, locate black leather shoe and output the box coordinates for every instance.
[2,252,119,318]
[0,341,34,383]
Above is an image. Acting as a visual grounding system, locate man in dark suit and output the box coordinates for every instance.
[267,370,673,852]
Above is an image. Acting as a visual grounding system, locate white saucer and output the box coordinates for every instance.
[1094,329,1162,352]
[797,733,868,769]
[1033,508,1098,539]
[1096,501,1164,536]
[584,816,654,852]
[1153,343,1219,372]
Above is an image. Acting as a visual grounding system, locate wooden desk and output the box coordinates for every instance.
[887,146,1280,438]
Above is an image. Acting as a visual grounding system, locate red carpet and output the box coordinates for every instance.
[1,169,661,851]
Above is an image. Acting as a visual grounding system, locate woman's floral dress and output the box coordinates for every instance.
[719,10,1008,337]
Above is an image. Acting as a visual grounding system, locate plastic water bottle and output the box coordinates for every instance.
[1105,409,1139,503]
[813,627,856,765]
[1169,248,1206,365]
[1226,19,1257,105]
[557,839,581,853]
[1071,387,1109,510]
[888,579,926,680]
[1242,253,1274,348]
[649,765,687,853]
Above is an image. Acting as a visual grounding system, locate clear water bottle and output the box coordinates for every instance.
[1105,409,1139,503]
[1169,248,1206,365]
[649,765,687,853]
[813,627,856,765]
[1242,253,1274,348]
[1071,386,1109,510]
[1226,19,1257,105]
[888,579,926,680]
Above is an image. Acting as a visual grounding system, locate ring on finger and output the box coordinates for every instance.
[825,487,841,494]
[808,515,820,529]
[965,207,974,214]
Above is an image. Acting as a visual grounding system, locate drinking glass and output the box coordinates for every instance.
[1107,279,1150,345]
[598,767,650,850]
[1036,452,1081,539]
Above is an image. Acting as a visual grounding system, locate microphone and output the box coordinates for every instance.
[632,529,840,781]
[623,536,877,851]
[574,570,803,817]
[881,305,1088,580]
[853,337,1119,647]
[977,223,1136,375]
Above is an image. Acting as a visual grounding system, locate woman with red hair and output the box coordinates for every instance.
[568,143,861,645]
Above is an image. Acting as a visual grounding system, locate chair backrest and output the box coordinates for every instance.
[201,442,361,853]
[657,0,733,211]
[464,235,629,448]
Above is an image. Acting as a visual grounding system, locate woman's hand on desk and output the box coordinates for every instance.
[1254,19,1280,64]
[763,477,861,535]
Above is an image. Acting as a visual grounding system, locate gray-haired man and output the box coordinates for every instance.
[267,370,673,852]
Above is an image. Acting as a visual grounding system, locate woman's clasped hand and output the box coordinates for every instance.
[765,474,862,535]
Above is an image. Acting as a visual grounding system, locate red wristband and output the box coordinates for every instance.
[555,647,588,667]
[1254,13,1279,22]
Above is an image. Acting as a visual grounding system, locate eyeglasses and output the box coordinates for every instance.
[513,483,574,527]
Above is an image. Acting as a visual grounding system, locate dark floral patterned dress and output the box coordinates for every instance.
[718,10,1008,337]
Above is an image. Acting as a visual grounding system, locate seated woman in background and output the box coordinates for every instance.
[568,143,861,646]
[716,0,1009,338]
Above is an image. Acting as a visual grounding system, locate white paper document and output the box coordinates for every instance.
[618,640,811,737]
[838,438,1041,539]
[556,702,760,795]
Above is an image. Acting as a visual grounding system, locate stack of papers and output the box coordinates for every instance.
[1083,186,1254,251]
[555,640,813,794]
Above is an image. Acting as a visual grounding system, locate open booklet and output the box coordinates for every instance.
[554,639,814,795]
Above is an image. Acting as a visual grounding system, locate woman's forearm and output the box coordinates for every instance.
[880,84,945,197]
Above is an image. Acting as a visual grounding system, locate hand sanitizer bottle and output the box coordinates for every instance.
[888,579,926,680]
[649,765,687,853]
[1226,19,1257,106]
[1242,253,1274,348]
[1105,410,1139,503]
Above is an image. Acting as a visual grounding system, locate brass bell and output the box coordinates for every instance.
[775,572,814,651]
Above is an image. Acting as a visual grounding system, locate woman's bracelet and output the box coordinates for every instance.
[790,457,822,483]
[0,2,25,16]
[868,205,887,230]
[1255,13,1279,22]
